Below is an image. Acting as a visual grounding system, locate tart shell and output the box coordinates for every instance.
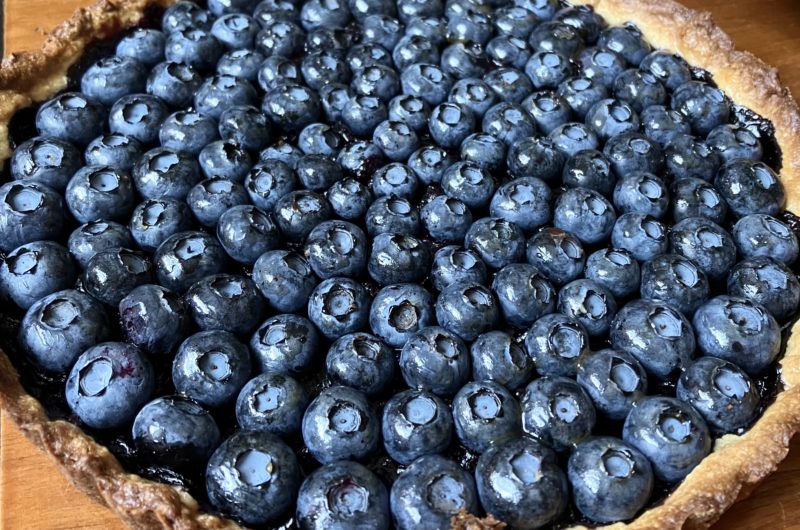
[0,1,798,529]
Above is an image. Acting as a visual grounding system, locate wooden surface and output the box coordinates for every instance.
[2,0,800,529]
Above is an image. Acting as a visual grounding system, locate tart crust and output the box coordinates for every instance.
[0,1,799,529]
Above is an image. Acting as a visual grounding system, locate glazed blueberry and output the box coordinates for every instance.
[108,94,169,145]
[68,221,133,268]
[195,75,258,120]
[664,134,721,182]
[449,78,498,118]
[640,254,710,317]
[327,332,395,396]
[399,326,471,396]
[153,231,227,293]
[216,106,272,153]
[162,1,212,33]
[165,28,224,72]
[147,61,203,108]
[368,232,430,285]
[557,279,617,338]
[521,91,572,134]
[548,122,599,158]
[623,396,711,483]
[305,220,368,280]
[370,283,435,347]
[585,247,641,299]
[421,195,473,243]
[670,177,728,225]
[373,120,421,161]
[585,98,640,141]
[296,461,389,530]
[526,227,586,286]
[342,95,389,137]
[262,84,322,134]
[436,281,500,341]
[640,105,691,147]
[326,178,374,221]
[441,161,497,209]
[706,123,763,163]
[0,241,76,310]
[132,147,201,201]
[482,101,537,145]
[669,217,737,280]
[244,160,297,211]
[298,123,346,158]
[428,102,476,148]
[561,149,614,197]
[516,0,559,20]
[388,94,431,132]
[65,166,135,224]
[442,41,488,78]
[553,187,616,245]
[677,357,760,434]
[83,249,154,306]
[19,289,111,373]
[525,51,576,89]
[576,348,648,420]
[568,437,654,523]
[206,431,300,526]
[362,15,404,49]
[336,141,385,179]
[430,246,488,291]
[208,0,255,16]
[394,40,444,77]
[295,155,344,193]
[484,67,534,104]
[250,314,319,375]
[365,196,421,236]
[217,49,265,81]
[577,47,627,88]
[611,212,669,262]
[273,190,333,242]
[639,51,691,91]
[116,28,166,66]
[528,21,583,56]
[597,24,650,65]
[81,56,147,106]
[727,256,800,323]
[464,217,526,270]
[524,313,589,377]
[256,20,305,57]
[475,437,568,530]
[299,50,350,91]
[301,0,351,29]
[306,28,357,54]
[447,10,493,45]
[186,274,265,335]
[84,134,143,172]
[351,64,401,101]
[302,385,380,464]
[186,178,249,227]
[612,69,667,112]
[557,76,609,119]
[236,372,309,436]
[693,295,781,375]
[132,396,220,466]
[715,159,785,218]
[119,284,189,355]
[613,172,669,219]
[507,136,566,183]
[66,342,154,429]
[216,205,279,265]
[610,299,696,379]
[494,6,538,39]
[460,132,507,171]
[372,162,418,198]
[211,13,259,49]
[453,380,522,452]
[129,197,194,252]
[260,141,304,167]
[604,132,664,176]
[348,42,393,71]
[383,389,453,464]
[492,263,556,328]
[253,0,300,26]
[308,277,371,340]
[11,136,82,191]
[522,376,596,452]
[471,331,533,390]
[671,81,730,136]
[555,5,605,42]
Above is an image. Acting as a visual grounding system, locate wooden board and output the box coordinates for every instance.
[2,0,800,529]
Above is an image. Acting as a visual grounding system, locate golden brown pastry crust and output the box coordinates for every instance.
[0,1,799,530]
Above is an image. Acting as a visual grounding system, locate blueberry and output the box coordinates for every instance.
[186,274,265,336]
[585,247,640,299]
[670,177,728,225]
[108,94,169,146]
[453,380,522,452]
[515,0,559,19]
[116,28,166,66]
[597,24,650,65]
[81,57,148,106]
[19,289,111,373]
[296,461,389,530]
[568,436,654,523]
[518,91,570,136]
[296,154,344,193]
[66,342,154,429]
[623,396,711,482]
[446,10,493,45]
[133,396,220,466]
[669,217,737,280]
[0,241,76,310]
[83,248,154,306]
[491,263,556,328]
[640,104,691,147]
[639,50,692,91]
[436,281,499,341]
[610,299,696,379]
[525,51,576,89]
[197,75,258,120]
[119,284,189,355]
[671,81,730,136]
[399,326,471,396]
[11,136,82,192]
[348,42,393,71]
[68,220,133,268]
[449,78,498,118]
[585,98,640,141]
[526,227,586,286]
[211,13,259,49]
[441,161,497,209]
[576,348,648,420]
[494,6,539,38]
[553,187,616,245]
[216,205,279,265]
[147,61,203,108]
[561,149,614,197]
[372,162,418,197]
[306,28,357,53]
[524,313,589,377]
[529,20,584,56]
[218,106,272,152]
[706,123,763,163]
[65,166,135,224]
[383,389,453,464]
[612,69,667,112]
[460,132,507,171]
[153,231,227,293]
[475,437,568,529]
[555,5,606,43]
[256,52,303,90]
[273,190,333,242]
[336,141,385,179]
[208,0,256,16]
[308,277,371,340]
[362,15,404,49]
[217,49,265,81]
[84,134,143,172]
[611,212,669,262]
[613,171,669,219]
[254,0,300,26]
[256,20,305,57]
[260,141,304,168]
[427,102,475,148]
[301,0,352,30]
[250,314,319,374]
[727,256,800,323]
[482,102,537,145]
[132,147,201,200]
[327,178,375,221]
[129,197,194,253]
[388,94,432,132]
[442,41,488,78]
[577,47,626,88]
[236,372,309,436]
[368,232,431,285]
[640,253,710,317]
[715,159,785,218]
[263,84,322,134]
[470,331,532,391]
[165,28,224,72]
[327,332,395,396]
[556,78,607,121]
[664,134,721,182]
[507,136,566,183]
[557,278,617,338]
[298,123,346,157]
[522,376,596,452]
[305,220,368,280]
[173,330,252,408]
[244,160,298,211]
[464,217,526,270]
[300,50,351,91]
[370,283,435,347]
[365,196,421,237]
[342,95,389,137]
[206,431,301,525]
[373,120,421,161]
[162,1,212,33]
[187,178,249,228]
[548,122,599,157]
[603,132,664,176]
[484,67,534,104]
[394,38,442,73]
[430,246,488,291]
[421,195,473,243]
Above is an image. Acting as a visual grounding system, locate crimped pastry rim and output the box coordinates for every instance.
[0,0,798,529]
